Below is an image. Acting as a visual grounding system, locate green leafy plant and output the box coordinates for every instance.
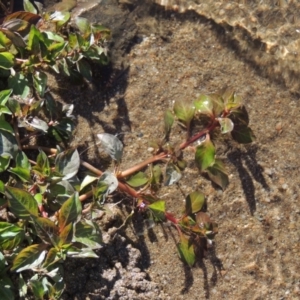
[0,1,255,298]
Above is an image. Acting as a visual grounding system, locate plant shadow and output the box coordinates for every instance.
[227,145,269,215]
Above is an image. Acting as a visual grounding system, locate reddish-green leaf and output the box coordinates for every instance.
[58,192,81,232]
[195,137,215,171]
[173,100,195,127]
[43,248,59,268]
[223,89,242,110]
[177,234,195,267]
[31,216,59,246]
[185,191,205,215]
[55,148,80,180]
[0,222,25,250]
[74,220,102,249]
[194,94,213,116]
[11,244,47,272]
[58,222,73,247]
[231,125,255,144]
[33,150,50,177]
[5,186,38,219]
[4,11,40,25]
[207,159,229,190]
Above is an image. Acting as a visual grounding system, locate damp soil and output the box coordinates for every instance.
[43,1,300,299]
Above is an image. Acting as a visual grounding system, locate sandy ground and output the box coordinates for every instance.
[44,1,300,299]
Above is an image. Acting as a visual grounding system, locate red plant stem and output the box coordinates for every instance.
[179,120,218,150]
[119,152,167,178]
[119,120,218,179]
[80,160,102,176]
[165,212,178,224]
[79,190,93,202]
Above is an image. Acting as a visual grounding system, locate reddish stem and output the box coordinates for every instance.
[179,120,218,150]
[165,212,178,224]
[119,152,167,178]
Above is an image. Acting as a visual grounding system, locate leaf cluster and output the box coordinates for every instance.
[0,1,256,296]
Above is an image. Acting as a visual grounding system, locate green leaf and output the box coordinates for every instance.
[231,125,255,144]
[206,159,229,190]
[223,89,242,110]
[0,222,25,250]
[163,109,174,137]
[48,118,74,142]
[0,31,10,49]
[148,200,165,212]
[177,234,195,267]
[126,172,148,188]
[55,148,80,180]
[75,17,91,37]
[0,155,11,172]
[148,200,165,221]
[80,175,98,191]
[24,0,38,14]
[94,172,118,203]
[210,93,225,116]
[33,71,47,97]
[0,274,14,300]
[51,11,71,29]
[151,165,162,185]
[11,244,47,272]
[66,246,98,258]
[68,33,78,49]
[5,186,39,219]
[74,220,102,249]
[7,98,21,116]
[97,133,123,163]
[27,25,42,54]
[58,192,81,232]
[0,120,14,135]
[0,180,4,193]
[30,278,46,300]
[0,90,12,105]
[76,59,92,81]
[194,94,213,116]
[0,52,14,70]
[33,150,50,177]
[173,100,195,128]
[31,216,59,246]
[218,117,234,134]
[0,29,26,47]
[9,166,31,182]
[15,151,30,169]
[44,31,65,43]
[195,137,215,171]
[27,117,49,133]
[8,73,30,98]
[185,191,205,215]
